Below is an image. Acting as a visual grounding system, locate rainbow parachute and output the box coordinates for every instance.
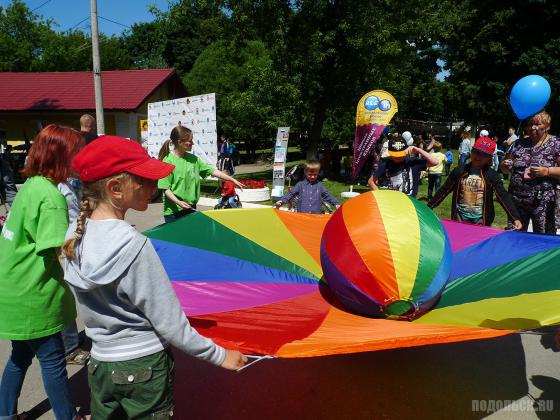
[145,208,560,358]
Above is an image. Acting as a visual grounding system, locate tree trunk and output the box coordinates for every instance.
[306,103,327,160]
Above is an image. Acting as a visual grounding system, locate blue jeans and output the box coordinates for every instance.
[217,196,239,209]
[0,333,76,420]
[427,173,442,199]
[61,320,80,355]
[459,153,470,167]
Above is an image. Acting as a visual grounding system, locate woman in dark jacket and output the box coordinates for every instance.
[0,153,17,207]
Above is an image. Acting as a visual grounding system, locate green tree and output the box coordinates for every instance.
[153,0,228,75]
[441,0,560,130]
[185,39,298,156]
[0,0,52,71]
[0,0,132,71]
[122,21,167,69]
[226,0,462,157]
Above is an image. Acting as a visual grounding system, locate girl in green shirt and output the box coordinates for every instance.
[157,126,243,223]
[0,124,84,420]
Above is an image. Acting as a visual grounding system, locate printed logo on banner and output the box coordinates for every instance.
[364,96,380,110]
[147,94,217,163]
[379,99,391,111]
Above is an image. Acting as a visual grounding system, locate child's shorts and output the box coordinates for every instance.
[88,348,175,419]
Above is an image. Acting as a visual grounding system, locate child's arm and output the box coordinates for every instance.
[428,167,460,209]
[276,181,302,207]
[164,189,192,210]
[212,169,244,189]
[410,146,438,167]
[489,170,523,229]
[367,160,387,190]
[320,183,340,208]
[121,240,246,369]
[367,176,379,190]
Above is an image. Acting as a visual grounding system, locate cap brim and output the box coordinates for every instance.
[388,150,407,157]
[472,147,493,156]
[127,158,175,180]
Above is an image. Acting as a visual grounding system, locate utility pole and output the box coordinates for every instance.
[90,0,105,134]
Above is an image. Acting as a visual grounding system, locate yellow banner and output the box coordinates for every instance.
[356,90,398,127]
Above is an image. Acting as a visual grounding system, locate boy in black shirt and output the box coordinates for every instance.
[368,137,437,197]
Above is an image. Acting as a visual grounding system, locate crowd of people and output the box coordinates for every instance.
[368,111,560,234]
[0,110,559,418]
[0,122,247,419]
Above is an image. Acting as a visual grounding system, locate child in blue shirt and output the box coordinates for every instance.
[275,160,340,214]
[444,149,454,176]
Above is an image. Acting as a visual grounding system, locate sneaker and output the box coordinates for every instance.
[66,348,90,365]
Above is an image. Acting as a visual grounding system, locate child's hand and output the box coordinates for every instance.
[177,201,192,210]
[275,200,283,208]
[221,349,248,370]
[407,146,418,155]
[232,179,244,190]
[512,220,523,230]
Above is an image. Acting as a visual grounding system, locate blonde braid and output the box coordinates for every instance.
[62,197,91,260]
[62,173,136,260]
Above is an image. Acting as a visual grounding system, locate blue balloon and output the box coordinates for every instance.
[510,75,551,119]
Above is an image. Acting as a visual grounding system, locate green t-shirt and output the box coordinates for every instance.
[0,176,76,340]
[158,152,215,215]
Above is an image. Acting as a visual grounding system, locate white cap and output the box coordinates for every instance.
[402,131,413,146]
[480,129,489,137]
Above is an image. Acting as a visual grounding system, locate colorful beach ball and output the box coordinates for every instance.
[320,190,452,319]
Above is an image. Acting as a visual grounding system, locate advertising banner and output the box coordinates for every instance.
[139,119,148,148]
[271,127,290,198]
[352,90,398,181]
[147,93,217,166]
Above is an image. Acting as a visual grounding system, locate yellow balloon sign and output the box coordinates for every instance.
[352,90,398,181]
[356,90,398,126]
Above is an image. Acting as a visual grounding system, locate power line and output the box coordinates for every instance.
[98,15,131,29]
[67,17,90,32]
[31,0,54,12]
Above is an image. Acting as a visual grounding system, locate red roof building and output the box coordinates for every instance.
[0,69,188,145]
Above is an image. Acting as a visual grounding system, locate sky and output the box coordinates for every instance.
[0,0,170,35]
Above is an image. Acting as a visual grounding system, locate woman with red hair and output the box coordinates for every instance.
[0,124,84,419]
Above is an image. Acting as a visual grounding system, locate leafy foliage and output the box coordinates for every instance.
[441,0,560,129]
[3,0,560,155]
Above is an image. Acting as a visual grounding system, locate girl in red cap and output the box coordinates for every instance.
[63,136,246,418]
[0,124,84,420]
[429,136,522,228]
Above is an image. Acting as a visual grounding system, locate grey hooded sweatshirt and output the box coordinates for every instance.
[64,218,225,365]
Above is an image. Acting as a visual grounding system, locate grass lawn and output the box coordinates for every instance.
[201,158,512,229]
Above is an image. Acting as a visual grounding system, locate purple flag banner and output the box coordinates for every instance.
[352,90,398,181]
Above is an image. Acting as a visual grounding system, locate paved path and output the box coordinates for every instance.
[2,202,559,419]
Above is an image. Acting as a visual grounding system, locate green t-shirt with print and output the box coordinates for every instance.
[0,176,76,340]
[158,152,215,215]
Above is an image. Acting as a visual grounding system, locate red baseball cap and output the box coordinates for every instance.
[472,136,496,156]
[72,135,175,182]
